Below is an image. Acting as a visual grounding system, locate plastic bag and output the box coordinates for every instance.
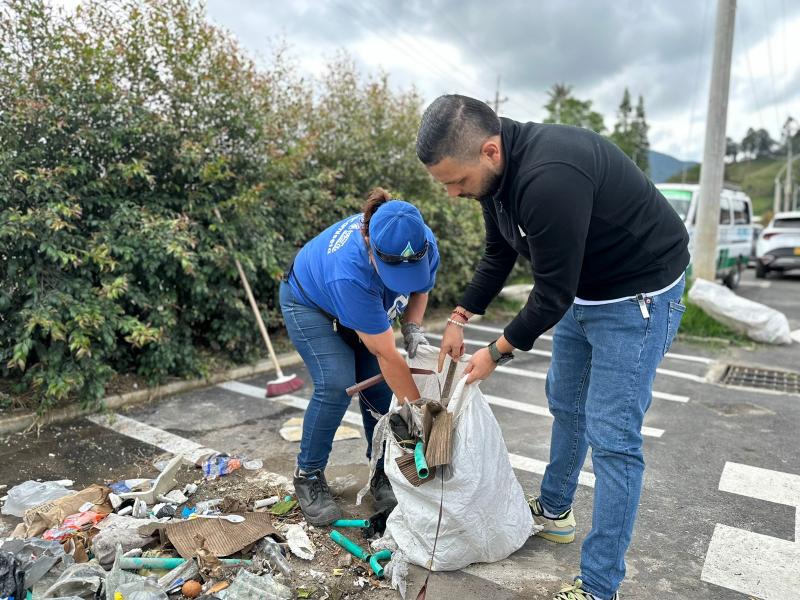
[0,553,25,600]
[224,569,291,600]
[371,345,535,571]
[43,511,107,541]
[2,480,73,517]
[689,278,792,344]
[0,538,74,588]
[41,562,107,599]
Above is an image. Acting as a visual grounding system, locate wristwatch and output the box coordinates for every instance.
[487,339,514,366]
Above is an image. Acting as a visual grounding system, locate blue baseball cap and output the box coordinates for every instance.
[368,200,431,292]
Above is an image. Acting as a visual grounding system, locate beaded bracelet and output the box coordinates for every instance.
[446,318,466,328]
[450,309,469,322]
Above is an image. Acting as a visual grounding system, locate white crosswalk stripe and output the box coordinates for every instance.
[427,333,707,383]
[217,381,597,487]
[484,394,664,438]
[464,322,713,365]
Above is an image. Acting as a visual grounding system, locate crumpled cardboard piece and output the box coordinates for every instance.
[18,485,113,538]
[164,513,279,559]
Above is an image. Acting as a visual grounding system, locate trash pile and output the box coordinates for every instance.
[1,451,396,599]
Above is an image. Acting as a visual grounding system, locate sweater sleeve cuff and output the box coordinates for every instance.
[503,313,536,351]
[458,288,490,316]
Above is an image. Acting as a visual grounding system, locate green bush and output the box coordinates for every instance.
[0,0,484,411]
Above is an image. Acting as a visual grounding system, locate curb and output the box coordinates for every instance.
[0,318,454,437]
[0,352,305,437]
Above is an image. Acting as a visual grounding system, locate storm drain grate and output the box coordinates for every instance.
[719,364,800,394]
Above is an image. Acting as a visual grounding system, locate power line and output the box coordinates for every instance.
[337,0,489,102]
[761,0,783,133]
[738,5,767,133]
[683,0,712,181]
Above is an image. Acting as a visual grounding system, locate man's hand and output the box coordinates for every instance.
[438,321,465,372]
[401,322,428,359]
[463,347,497,384]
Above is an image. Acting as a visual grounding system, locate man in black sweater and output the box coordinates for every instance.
[416,95,689,600]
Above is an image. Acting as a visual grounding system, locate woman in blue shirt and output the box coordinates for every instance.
[280,188,439,525]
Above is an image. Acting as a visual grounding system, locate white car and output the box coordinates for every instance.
[755,211,800,278]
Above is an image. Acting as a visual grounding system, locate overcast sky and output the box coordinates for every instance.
[201,0,799,162]
[54,0,800,162]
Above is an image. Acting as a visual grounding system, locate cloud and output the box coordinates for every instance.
[52,0,800,161]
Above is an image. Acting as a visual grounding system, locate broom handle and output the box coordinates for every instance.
[214,208,284,377]
[346,368,435,396]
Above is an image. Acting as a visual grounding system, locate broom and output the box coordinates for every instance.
[214,209,304,397]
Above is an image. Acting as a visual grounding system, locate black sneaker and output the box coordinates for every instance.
[293,468,342,526]
[370,465,397,513]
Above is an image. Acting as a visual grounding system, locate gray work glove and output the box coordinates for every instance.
[401,322,428,359]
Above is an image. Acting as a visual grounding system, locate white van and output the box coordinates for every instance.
[656,183,754,289]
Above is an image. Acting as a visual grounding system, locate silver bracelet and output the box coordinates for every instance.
[446,318,466,328]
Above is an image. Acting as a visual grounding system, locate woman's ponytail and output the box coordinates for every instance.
[362,187,392,233]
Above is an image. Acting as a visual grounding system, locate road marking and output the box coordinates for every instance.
[217,381,365,428]
[88,413,220,464]
[484,394,664,438]
[738,280,772,288]
[428,333,707,383]
[718,462,800,515]
[465,322,713,365]
[220,381,597,488]
[491,363,689,403]
[701,462,800,598]
[509,453,595,488]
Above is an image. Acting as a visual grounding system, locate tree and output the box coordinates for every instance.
[631,95,650,174]
[545,83,573,124]
[725,137,739,163]
[741,127,775,159]
[610,88,635,158]
[543,84,605,134]
[610,90,649,174]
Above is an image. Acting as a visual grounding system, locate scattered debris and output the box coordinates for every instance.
[285,524,316,560]
[328,474,358,496]
[1,480,74,517]
[0,451,386,599]
[279,417,360,443]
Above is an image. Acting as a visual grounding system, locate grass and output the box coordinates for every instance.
[678,293,750,345]
[668,157,784,220]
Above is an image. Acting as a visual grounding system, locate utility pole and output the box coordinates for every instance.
[783,118,795,213]
[694,0,736,282]
[488,75,508,114]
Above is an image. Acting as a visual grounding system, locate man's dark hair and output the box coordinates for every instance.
[416,94,501,166]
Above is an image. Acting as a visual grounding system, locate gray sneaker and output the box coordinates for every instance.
[293,468,342,526]
[370,465,397,513]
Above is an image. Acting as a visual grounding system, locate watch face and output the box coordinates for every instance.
[496,354,513,366]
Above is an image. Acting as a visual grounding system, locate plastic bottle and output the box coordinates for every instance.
[256,536,292,576]
[201,455,242,479]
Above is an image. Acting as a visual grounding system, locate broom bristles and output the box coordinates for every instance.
[266,373,304,397]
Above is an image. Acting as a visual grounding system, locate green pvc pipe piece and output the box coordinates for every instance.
[119,557,252,570]
[414,440,429,479]
[329,530,369,562]
[331,519,370,528]
[369,549,393,578]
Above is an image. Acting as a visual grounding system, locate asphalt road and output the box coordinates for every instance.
[2,267,798,599]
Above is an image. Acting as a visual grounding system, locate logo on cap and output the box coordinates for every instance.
[400,242,415,258]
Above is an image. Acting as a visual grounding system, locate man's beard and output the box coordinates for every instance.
[460,170,502,200]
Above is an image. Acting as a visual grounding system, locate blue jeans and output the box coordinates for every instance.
[539,276,686,599]
[279,281,392,472]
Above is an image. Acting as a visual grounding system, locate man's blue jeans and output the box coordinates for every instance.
[539,276,686,599]
[279,281,392,472]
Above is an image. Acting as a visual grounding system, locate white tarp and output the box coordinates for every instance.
[689,278,792,345]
